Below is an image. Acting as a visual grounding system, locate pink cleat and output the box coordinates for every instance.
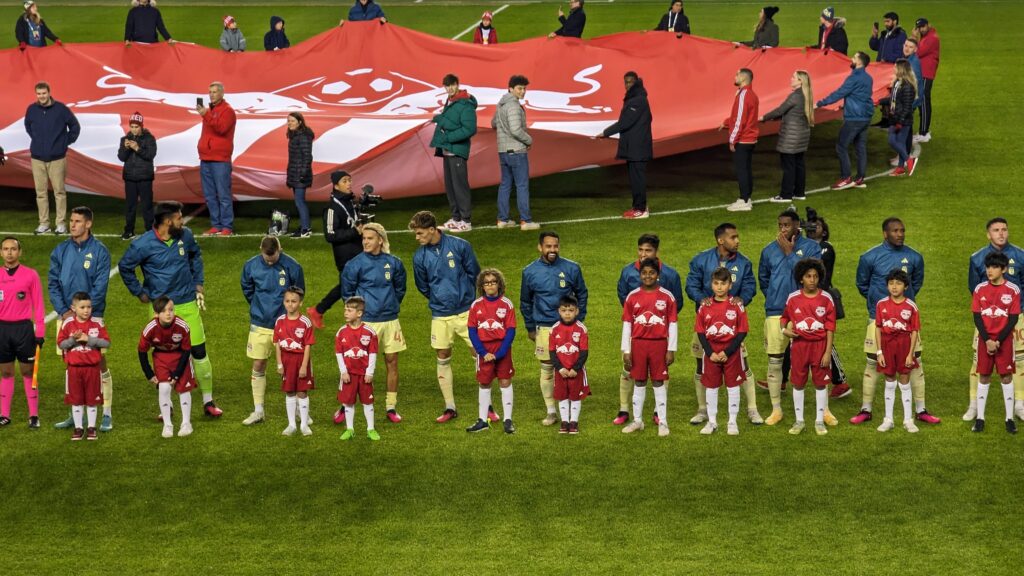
[915,410,941,424]
[386,409,403,423]
[849,410,873,425]
[612,411,629,425]
[487,405,500,423]
[333,408,346,425]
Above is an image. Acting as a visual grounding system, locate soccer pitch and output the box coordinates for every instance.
[1,1,1022,574]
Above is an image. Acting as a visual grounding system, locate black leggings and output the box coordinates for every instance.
[125,180,154,234]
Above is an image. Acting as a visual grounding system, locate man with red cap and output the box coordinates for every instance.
[117,112,157,240]
[473,12,498,45]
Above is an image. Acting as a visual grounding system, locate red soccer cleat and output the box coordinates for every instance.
[853,178,867,188]
[487,405,500,423]
[906,157,918,176]
[387,409,403,423]
[830,177,854,190]
[435,408,457,423]
[217,229,233,236]
[830,383,852,399]
[915,410,941,424]
[333,408,346,425]
[889,167,907,177]
[204,401,223,418]
[622,209,650,220]
[849,410,873,425]
[306,306,325,329]
[653,411,661,425]
[201,227,220,236]
[612,411,629,425]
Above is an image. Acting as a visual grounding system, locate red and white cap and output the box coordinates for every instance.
[481,11,493,21]
[129,112,144,126]
[223,15,235,28]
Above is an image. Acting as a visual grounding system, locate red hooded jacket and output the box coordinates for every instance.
[724,87,759,145]
[917,28,940,79]
[198,99,236,162]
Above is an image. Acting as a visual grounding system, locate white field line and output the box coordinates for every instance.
[451,4,509,40]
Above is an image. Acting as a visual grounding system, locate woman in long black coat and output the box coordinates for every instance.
[286,112,314,238]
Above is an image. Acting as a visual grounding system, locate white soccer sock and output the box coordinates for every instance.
[899,382,913,421]
[977,382,990,420]
[363,402,375,431]
[86,406,97,428]
[72,405,84,429]
[558,399,570,423]
[727,386,741,425]
[653,385,667,424]
[179,392,192,426]
[158,382,172,424]
[285,395,297,428]
[298,397,310,427]
[501,386,513,421]
[632,385,647,422]
[815,388,827,424]
[479,387,492,422]
[202,392,213,404]
[344,404,356,431]
[569,400,581,423]
[705,387,719,425]
[884,380,897,421]
[793,388,805,422]
[1002,382,1015,420]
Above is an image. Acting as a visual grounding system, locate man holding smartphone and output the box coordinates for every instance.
[869,12,906,63]
[196,82,237,236]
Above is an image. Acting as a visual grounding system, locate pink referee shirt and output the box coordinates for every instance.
[0,265,46,337]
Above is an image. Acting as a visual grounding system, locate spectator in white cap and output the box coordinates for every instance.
[16,1,61,50]
[219,15,246,52]
[473,11,498,45]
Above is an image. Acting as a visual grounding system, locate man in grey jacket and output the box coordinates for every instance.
[491,75,538,231]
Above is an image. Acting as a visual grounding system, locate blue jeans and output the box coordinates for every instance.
[200,161,234,230]
[292,187,311,231]
[888,125,911,167]
[836,120,869,180]
[496,152,532,223]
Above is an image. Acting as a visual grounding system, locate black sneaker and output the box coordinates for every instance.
[972,419,985,433]
[0,416,11,426]
[1007,419,1018,435]
[28,416,40,430]
[289,229,312,239]
[121,232,136,240]
[466,419,489,433]
[558,421,570,434]
[568,421,579,435]
[503,419,516,434]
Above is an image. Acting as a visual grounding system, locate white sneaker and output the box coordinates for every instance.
[699,422,717,435]
[622,420,645,434]
[903,419,919,433]
[726,199,752,212]
[877,418,894,432]
[447,221,472,233]
[161,424,174,438]
[441,218,458,230]
[788,421,805,435]
[768,195,790,203]
[727,421,740,436]
[962,405,977,421]
[54,224,67,235]
[1015,403,1024,421]
[33,224,51,235]
[541,412,559,426]
[496,220,516,229]
[177,423,193,437]
[242,411,265,426]
[300,424,313,436]
[912,133,931,143]
[519,221,540,231]
[814,421,828,436]
[689,409,708,425]
[889,156,900,167]
[747,408,764,425]
[657,422,670,437]
[282,425,297,436]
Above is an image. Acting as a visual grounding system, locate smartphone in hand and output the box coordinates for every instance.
[196,97,204,108]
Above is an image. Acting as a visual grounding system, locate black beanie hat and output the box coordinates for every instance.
[330,170,350,186]
[764,6,780,20]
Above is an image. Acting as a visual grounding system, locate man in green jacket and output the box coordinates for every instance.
[430,74,478,232]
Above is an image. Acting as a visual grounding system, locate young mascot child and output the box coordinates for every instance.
[58,292,110,441]
[780,258,836,436]
[695,268,749,436]
[274,287,315,436]
[622,258,678,437]
[138,297,196,438]
[874,269,921,433]
[550,295,589,434]
[971,252,1021,434]
[335,296,380,441]
[467,269,517,434]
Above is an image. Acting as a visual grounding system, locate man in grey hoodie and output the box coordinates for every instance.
[219,15,246,52]
[491,75,537,231]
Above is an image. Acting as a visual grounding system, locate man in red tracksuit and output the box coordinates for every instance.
[722,69,759,212]
[913,18,940,142]
[197,81,237,236]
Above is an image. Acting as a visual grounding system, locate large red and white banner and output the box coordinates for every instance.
[0,23,893,202]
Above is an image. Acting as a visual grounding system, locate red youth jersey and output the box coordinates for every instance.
[623,287,678,340]
[549,320,588,369]
[781,290,836,341]
[875,297,920,338]
[972,281,1021,337]
[274,314,316,355]
[695,299,749,351]
[58,316,109,366]
[138,317,192,354]
[335,323,378,375]
[469,296,517,343]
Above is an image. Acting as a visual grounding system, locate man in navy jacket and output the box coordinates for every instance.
[549,0,585,38]
[24,81,79,235]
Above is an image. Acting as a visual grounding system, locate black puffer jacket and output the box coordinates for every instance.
[888,80,916,126]
[602,79,653,162]
[286,129,313,189]
[116,129,157,181]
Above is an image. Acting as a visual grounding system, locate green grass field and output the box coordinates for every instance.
[2,1,1023,574]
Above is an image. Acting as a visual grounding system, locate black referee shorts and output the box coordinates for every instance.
[0,320,37,364]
